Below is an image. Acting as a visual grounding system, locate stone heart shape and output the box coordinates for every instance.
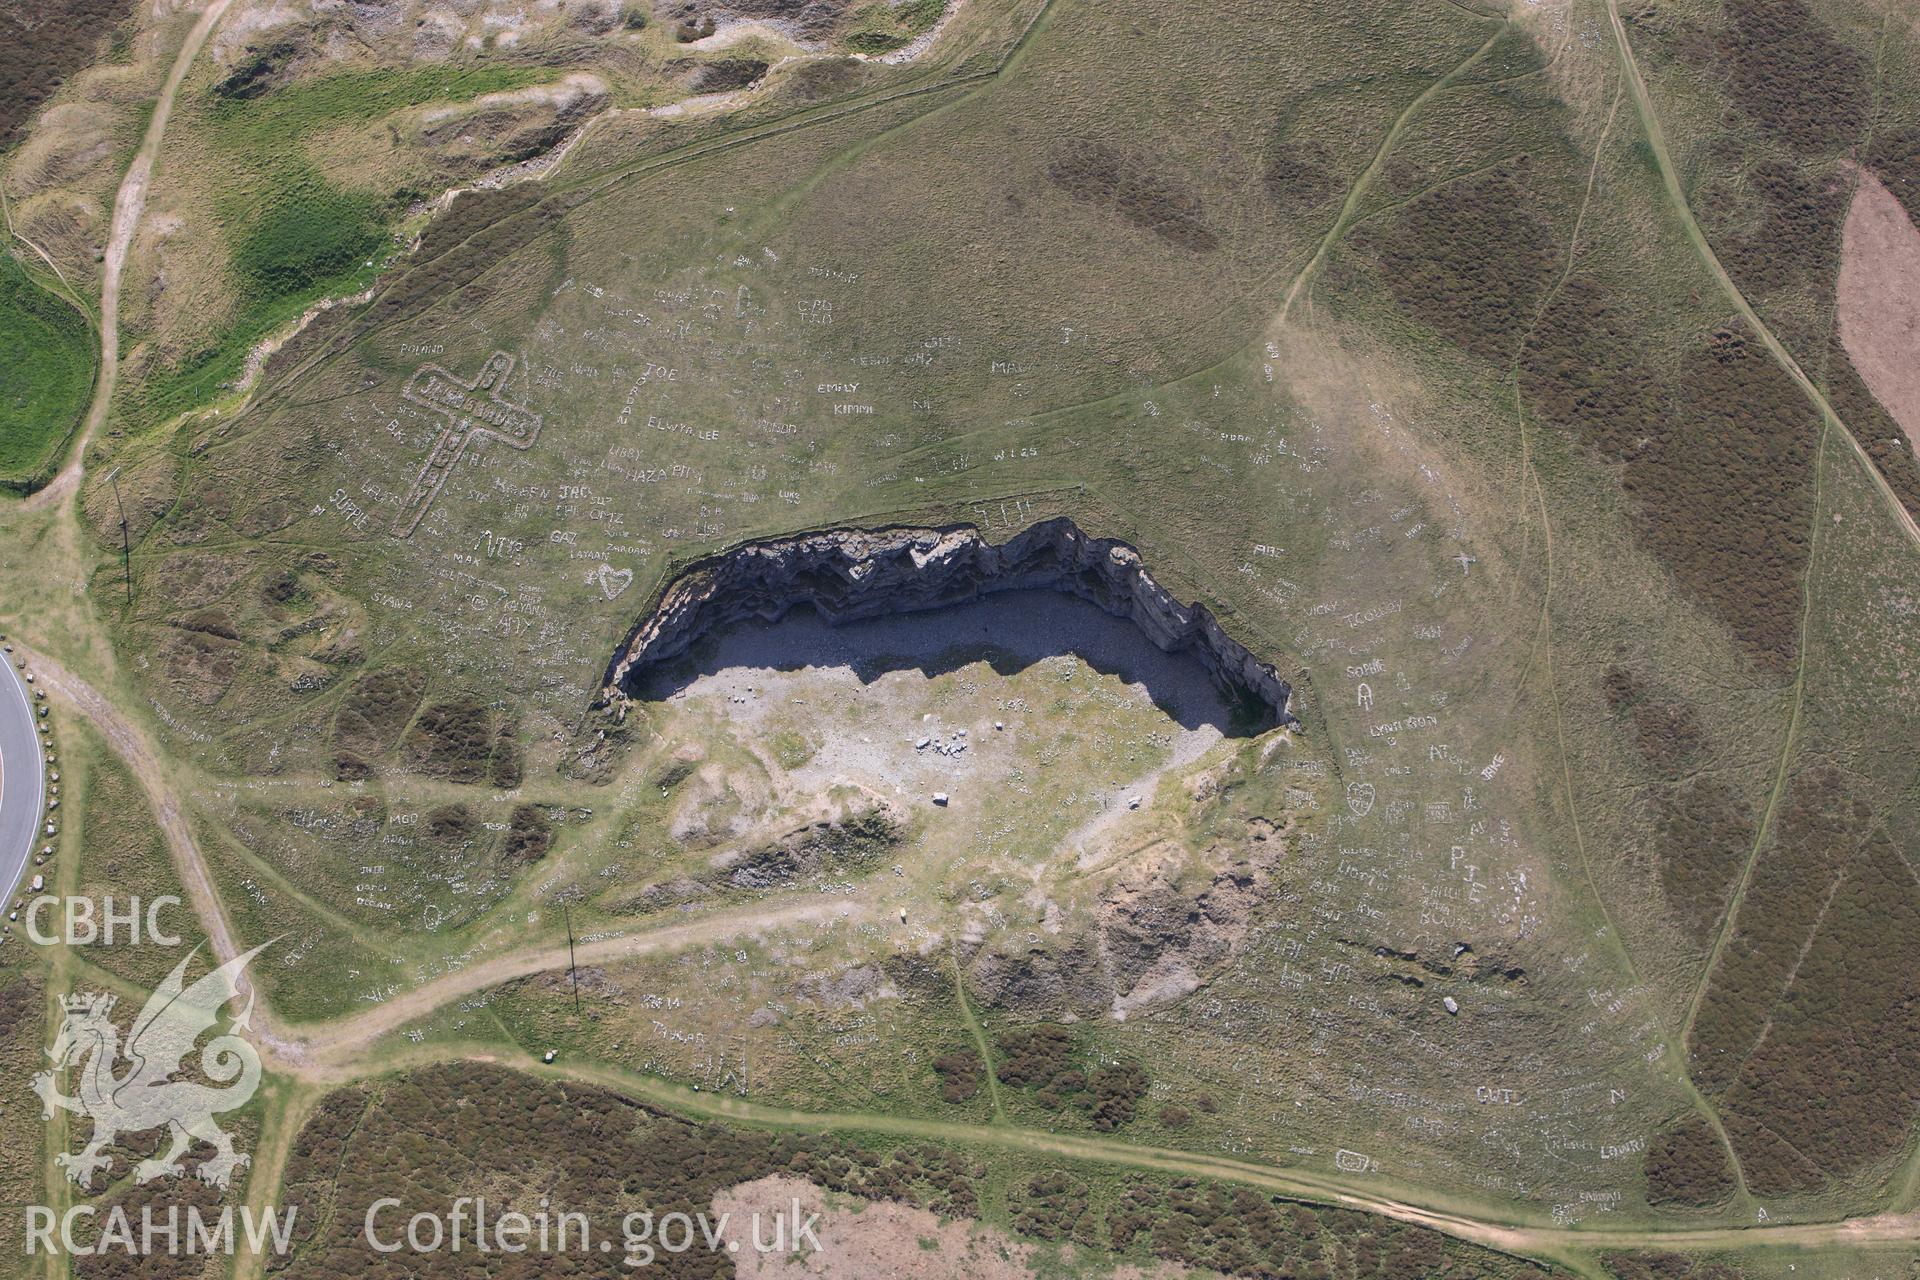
[597,564,634,599]
[1345,781,1375,818]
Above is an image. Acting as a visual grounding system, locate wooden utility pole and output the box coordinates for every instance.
[562,902,581,1014]
[105,466,131,602]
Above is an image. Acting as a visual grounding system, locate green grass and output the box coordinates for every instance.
[132,64,553,427]
[202,63,550,147]
[137,213,392,428]
[844,0,949,54]
[0,251,94,489]
[232,181,385,299]
[139,166,390,424]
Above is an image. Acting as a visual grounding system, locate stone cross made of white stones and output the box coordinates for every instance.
[393,350,544,537]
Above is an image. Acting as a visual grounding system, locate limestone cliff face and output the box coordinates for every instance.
[603,518,1292,725]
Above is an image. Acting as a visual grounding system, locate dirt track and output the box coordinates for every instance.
[26,0,239,512]
[23,640,877,1074]
[32,629,1920,1264]
[280,898,875,1076]
[1605,0,1920,555]
[26,648,244,970]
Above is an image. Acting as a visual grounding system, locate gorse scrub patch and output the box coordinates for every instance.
[1718,823,1920,1194]
[1355,163,1560,362]
[402,692,498,782]
[1009,1170,1097,1245]
[503,804,554,863]
[931,1047,982,1103]
[1653,781,1754,941]
[994,1024,1151,1131]
[1689,768,1865,1095]
[1630,330,1816,672]
[1108,1179,1564,1280]
[0,252,95,488]
[1523,291,1816,671]
[1641,1115,1738,1208]
[0,0,134,144]
[1599,667,1754,940]
[1260,132,1338,215]
[1602,1254,1743,1280]
[1048,140,1220,254]
[1696,157,1846,305]
[1714,0,1868,154]
[1601,666,1704,771]
[1690,768,1920,1194]
[333,666,430,763]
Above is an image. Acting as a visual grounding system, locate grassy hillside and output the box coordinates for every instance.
[0,251,93,489]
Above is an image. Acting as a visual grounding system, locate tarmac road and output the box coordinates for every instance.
[0,651,44,912]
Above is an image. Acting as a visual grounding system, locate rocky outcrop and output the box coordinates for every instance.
[603,517,1293,726]
[964,816,1295,1019]
[966,934,1112,1017]
[1097,814,1291,1019]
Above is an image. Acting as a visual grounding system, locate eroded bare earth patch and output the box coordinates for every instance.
[713,1175,1188,1280]
[1838,167,1920,458]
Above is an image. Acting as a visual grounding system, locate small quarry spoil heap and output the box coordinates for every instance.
[603,518,1293,726]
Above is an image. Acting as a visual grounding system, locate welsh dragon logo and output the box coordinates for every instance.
[34,943,268,1190]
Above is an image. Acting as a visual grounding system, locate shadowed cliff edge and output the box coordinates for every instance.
[599,517,1295,731]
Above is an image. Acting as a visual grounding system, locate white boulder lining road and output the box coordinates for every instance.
[0,649,46,916]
